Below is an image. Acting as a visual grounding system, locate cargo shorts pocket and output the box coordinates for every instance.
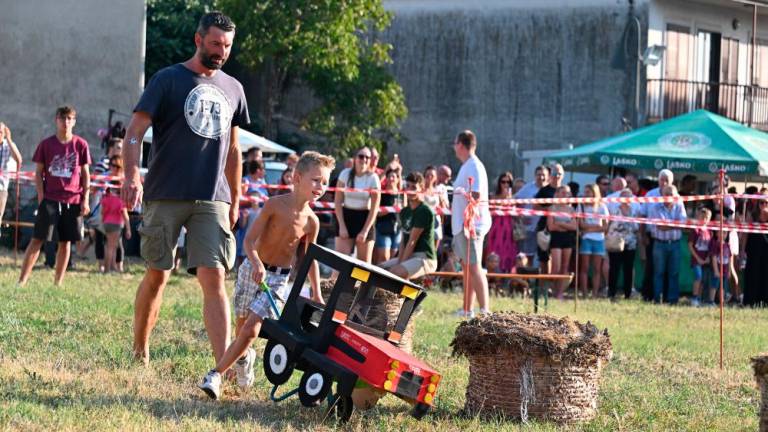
[220,226,236,271]
[138,224,167,264]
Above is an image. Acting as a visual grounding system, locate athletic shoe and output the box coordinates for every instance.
[235,348,256,388]
[690,298,701,307]
[199,369,222,400]
[453,308,476,319]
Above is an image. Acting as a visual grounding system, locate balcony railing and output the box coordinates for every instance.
[646,78,768,131]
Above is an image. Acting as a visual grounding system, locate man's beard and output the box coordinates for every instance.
[200,51,226,70]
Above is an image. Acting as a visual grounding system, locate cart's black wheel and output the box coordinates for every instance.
[298,368,332,407]
[327,392,355,423]
[263,340,294,385]
[410,402,431,420]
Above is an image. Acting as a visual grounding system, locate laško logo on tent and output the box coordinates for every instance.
[708,163,748,173]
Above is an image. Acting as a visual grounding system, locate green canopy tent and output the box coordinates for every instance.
[544,109,768,177]
[544,109,768,298]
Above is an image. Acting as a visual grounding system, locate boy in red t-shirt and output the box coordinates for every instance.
[18,105,91,287]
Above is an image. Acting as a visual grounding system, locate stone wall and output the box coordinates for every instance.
[381,0,644,179]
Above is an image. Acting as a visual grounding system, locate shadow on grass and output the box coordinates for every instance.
[4,384,446,428]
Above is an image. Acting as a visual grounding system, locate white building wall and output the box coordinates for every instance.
[647,0,768,84]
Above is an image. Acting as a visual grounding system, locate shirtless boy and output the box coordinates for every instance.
[199,151,334,399]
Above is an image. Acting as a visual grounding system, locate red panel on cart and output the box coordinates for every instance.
[326,324,437,389]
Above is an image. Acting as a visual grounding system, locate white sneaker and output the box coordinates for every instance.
[690,298,701,307]
[235,348,256,388]
[199,369,222,400]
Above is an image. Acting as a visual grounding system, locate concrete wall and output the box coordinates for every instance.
[381,0,643,180]
[0,0,146,162]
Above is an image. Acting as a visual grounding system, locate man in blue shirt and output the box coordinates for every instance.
[647,185,687,304]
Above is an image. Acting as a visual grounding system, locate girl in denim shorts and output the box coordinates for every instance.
[578,184,609,297]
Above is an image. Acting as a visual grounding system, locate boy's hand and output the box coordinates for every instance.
[339,226,349,239]
[80,201,90,217]
[125,229,132,240]
[251,259,266,284]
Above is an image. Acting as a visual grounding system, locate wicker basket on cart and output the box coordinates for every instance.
[320,280,417,353]
[753,354,768,432]
[451,312,612,424]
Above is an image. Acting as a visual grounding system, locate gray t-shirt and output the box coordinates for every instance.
[135,64,250,203]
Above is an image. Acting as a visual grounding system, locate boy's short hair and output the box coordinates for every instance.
[295,151,335,174]
[405,171,424,187]
[697,207,712,219]
[56,105,76,118]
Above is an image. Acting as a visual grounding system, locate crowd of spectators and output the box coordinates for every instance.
[3,115,768,309]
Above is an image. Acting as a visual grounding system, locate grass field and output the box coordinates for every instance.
[0,253,765,431]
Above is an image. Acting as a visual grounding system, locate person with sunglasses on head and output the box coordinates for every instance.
[334,147,381,263]
[484,172,518,274]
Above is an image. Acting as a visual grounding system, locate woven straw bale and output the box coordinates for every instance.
[753,354,768,432]
[452,312,612,424]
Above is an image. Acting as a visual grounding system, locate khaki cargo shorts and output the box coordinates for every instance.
[139,200,235,274]
[380,252,437,279]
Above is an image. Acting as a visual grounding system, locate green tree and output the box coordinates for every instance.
[145,0,214,81]
[216,0,407,156]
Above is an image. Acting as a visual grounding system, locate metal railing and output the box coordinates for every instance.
[646,78,768,130]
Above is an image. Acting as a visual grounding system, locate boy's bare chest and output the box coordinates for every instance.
[270,209,310,238]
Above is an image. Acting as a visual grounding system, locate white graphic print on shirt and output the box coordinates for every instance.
[184,84,233,139]
[48,152,77,178]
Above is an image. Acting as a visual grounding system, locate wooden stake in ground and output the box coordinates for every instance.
[462,177,475,316]
[13,170,19,265]
[718,169,725,370]
[574,224,580,312]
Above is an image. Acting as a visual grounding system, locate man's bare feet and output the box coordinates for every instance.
[133,350,149,367]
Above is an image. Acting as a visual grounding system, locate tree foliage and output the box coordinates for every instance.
[145,0,214,81]
[216,0,407,156]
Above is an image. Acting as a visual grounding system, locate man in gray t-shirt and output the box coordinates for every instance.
[121,12,249,366]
